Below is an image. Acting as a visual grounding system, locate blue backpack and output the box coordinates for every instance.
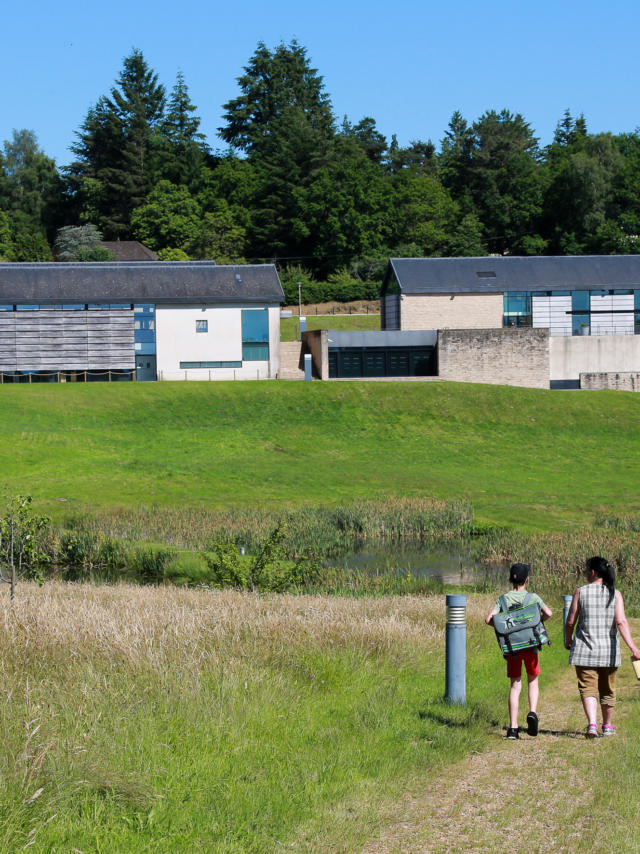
[493,593,550,658]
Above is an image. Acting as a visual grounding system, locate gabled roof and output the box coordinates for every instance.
[384,256,640,295]
[0,262,284,304]
[99,241,158,261]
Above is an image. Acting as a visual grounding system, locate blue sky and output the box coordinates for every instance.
[3,0,639,166]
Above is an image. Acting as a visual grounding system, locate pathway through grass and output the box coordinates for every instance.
[358,619,640,854]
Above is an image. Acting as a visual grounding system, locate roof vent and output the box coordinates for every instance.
[476,271,496,278]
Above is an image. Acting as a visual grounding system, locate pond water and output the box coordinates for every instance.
[324,541,506,586]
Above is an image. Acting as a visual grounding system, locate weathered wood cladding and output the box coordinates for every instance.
[0,310,134,371]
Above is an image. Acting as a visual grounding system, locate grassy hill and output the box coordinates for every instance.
[1,381,639,531]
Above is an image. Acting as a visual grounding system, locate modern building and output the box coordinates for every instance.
[0,262,283,382]
[381,255,640,336]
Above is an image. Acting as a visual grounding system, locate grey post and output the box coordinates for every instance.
[563,594,573,634]
[304,353,312,381]
[445,593,466,704]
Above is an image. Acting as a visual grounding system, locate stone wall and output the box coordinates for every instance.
[580,372,640,391]
[401,293,503,331]
[438,327,549,388]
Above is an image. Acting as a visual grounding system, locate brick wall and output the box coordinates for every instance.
[438,327,549,388]
[401,293,503,331]
[580,372,640,391]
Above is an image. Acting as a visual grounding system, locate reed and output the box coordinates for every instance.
[0,582,501,852]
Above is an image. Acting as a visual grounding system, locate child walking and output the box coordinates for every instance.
[485,563,553,739]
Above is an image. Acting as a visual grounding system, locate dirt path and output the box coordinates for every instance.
[360,645,639,854]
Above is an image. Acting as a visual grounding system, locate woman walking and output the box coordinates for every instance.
[564,556,640,737]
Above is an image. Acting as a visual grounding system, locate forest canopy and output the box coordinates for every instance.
[2,41,640,295]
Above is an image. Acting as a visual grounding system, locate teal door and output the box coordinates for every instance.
[136,355,157,381]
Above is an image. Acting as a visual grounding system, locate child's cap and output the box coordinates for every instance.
[509,563,530,585]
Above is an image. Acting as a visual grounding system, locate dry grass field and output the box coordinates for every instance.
[0,582,501,852]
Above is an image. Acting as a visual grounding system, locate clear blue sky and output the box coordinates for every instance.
[3,0,639,166]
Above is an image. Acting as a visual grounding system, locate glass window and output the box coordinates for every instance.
[572,291,590,312]
[196,319,208,333]
[16,304,39,311]
[241,309,269,343]
[62,304,85,310]
[180,361,242,369]
[0,305,13,311]
[242,342,269,361]
[503,292,531,327]
[134,304,155,314]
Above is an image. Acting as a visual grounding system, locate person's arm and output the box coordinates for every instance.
[541,603,553,622]
[485,607,498,626]
[564,588,580,649]
[614,592,640,659]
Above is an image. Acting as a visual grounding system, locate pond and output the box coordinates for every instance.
[324,541,507,586]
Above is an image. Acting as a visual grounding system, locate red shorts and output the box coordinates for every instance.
[506,650,541,679]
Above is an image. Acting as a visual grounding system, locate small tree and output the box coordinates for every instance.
[54,223,104,260]
[0,496,49,600]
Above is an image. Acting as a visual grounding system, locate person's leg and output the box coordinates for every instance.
[509,677,522,728]
[576,667,599,731]
[527,674,539,713]
[582,695,598,726]
[599,668,616,731]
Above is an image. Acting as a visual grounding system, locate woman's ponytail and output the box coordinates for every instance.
[586,555,615,606]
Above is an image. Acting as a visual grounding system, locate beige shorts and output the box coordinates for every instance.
[575,666,617,705]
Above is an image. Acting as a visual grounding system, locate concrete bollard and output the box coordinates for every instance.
[445,593,466,705]
[304,353,313,381]
[563,594,573,633]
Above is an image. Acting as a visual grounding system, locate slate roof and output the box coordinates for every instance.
[384,256,640,295]
[0,262,284,304]
[327,330,437,348]
[99,241,158,261]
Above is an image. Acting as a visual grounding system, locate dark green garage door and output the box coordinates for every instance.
[328,347,436,378]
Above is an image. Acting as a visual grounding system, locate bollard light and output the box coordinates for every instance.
[304,353,313,381]
[445,593,466,705]
[563,594,573,633]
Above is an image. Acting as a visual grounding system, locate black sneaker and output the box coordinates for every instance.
[506,727,520,739]
[527,711,539,737]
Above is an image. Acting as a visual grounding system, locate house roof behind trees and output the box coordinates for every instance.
[99,241,158,261]
[0,262,284,304]
[384,256,640,295]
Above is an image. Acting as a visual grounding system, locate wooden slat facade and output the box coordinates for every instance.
[0,310,134,371]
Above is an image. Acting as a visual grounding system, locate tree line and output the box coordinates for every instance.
[2,41,640,299]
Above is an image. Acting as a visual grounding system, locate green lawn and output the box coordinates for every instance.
[280,313,380,341]
[1,381,639,530]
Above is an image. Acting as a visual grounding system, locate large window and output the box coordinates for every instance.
[241,309,269,360]
[572,290,590,336]
[503,292,531,327]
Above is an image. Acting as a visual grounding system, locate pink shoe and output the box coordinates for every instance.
[603,725,616,736]
[586,724,599,738]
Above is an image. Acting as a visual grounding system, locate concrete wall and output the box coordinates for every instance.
[550,335,640,382]
[0,309,134,372]
[438,327,550,388]
[301,329,328,379]
[401,293,503,331]
[580,372,640,391]
[155,304,279,380]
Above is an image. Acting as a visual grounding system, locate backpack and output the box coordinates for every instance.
[493,593,550,658]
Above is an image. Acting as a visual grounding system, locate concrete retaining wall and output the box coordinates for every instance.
[550,335,640,381]
[580,372,640,391]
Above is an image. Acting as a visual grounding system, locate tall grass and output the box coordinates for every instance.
[59,497,473,553]
[0,582,506,852]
